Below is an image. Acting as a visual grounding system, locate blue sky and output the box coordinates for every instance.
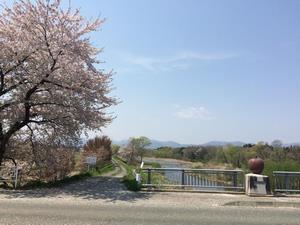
[48,1,300,143]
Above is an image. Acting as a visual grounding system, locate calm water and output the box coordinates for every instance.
[144,158,222,188]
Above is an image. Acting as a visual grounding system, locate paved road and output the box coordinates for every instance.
[0,196,300,225]
[1,159,300,225]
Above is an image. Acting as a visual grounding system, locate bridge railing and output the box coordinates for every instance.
[141,168,244,192]
[0,166,20,189]
[273,171,300,194]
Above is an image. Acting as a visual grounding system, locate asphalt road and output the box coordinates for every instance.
[0,198,300,225]
[1,158,300,225]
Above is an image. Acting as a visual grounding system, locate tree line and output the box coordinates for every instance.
[146,141,300,176]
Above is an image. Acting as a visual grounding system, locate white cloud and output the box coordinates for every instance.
[174,106,214,120]
[170,51,238,62]
[125,51,238,72]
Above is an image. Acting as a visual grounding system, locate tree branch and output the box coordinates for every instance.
[0,69,4,93]
[43,79,74,91]
[3,50,38,76]
[3,56,59,141]
[26,124,38,163]
[0,123,3,139]
[0,102,14,111]
[3,157,17,166]
[30,102,71,108]
[28,116,71,125]
[0,79,27,97]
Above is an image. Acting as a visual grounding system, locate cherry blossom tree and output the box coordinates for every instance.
[0,0,117,165]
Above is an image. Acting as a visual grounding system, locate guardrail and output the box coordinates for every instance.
[141,168,245,192]
[0,166,20,189]
[274,171,300,193]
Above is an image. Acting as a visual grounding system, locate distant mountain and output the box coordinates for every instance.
[112,139,188,149]
[150,140,188,149]
[112,139,129,147]
[113,138,300,149]
[202,141,246,147]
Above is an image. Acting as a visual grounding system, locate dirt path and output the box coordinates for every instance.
[47,158,130,200]
[101,158,127,178]
[0,158,137,202]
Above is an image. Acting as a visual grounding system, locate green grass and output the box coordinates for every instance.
[87,163,115,176]
[113,157,167,191]
[114,157,167,191]
[20,162,115,190]
[144,162,161,168]
[140,162,167,187]
[140,171,167,186]
[114,157,141,191]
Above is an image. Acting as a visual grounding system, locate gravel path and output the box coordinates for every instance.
[0,158,141,202]
[102,158,127,178]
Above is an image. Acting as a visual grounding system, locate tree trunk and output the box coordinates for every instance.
[0,137,8,166]
[0,146,5,167]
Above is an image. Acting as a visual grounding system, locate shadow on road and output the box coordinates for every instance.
[0,177,152,203]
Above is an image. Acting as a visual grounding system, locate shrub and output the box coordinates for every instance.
[31,147,76,182]
[3,140,76,183]
[81,136,112,169]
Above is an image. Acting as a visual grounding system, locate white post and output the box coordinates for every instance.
[14,167,18,189]
[136,173,141,183]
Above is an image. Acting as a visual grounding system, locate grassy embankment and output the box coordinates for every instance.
[114,157,167,191]
[113,157,141,191]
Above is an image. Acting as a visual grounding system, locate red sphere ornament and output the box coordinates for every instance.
[248,156,264,174]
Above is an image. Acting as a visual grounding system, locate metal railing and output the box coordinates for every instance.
[141,168,245,192]
[274,171,300,193]
[0,166,20,189]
